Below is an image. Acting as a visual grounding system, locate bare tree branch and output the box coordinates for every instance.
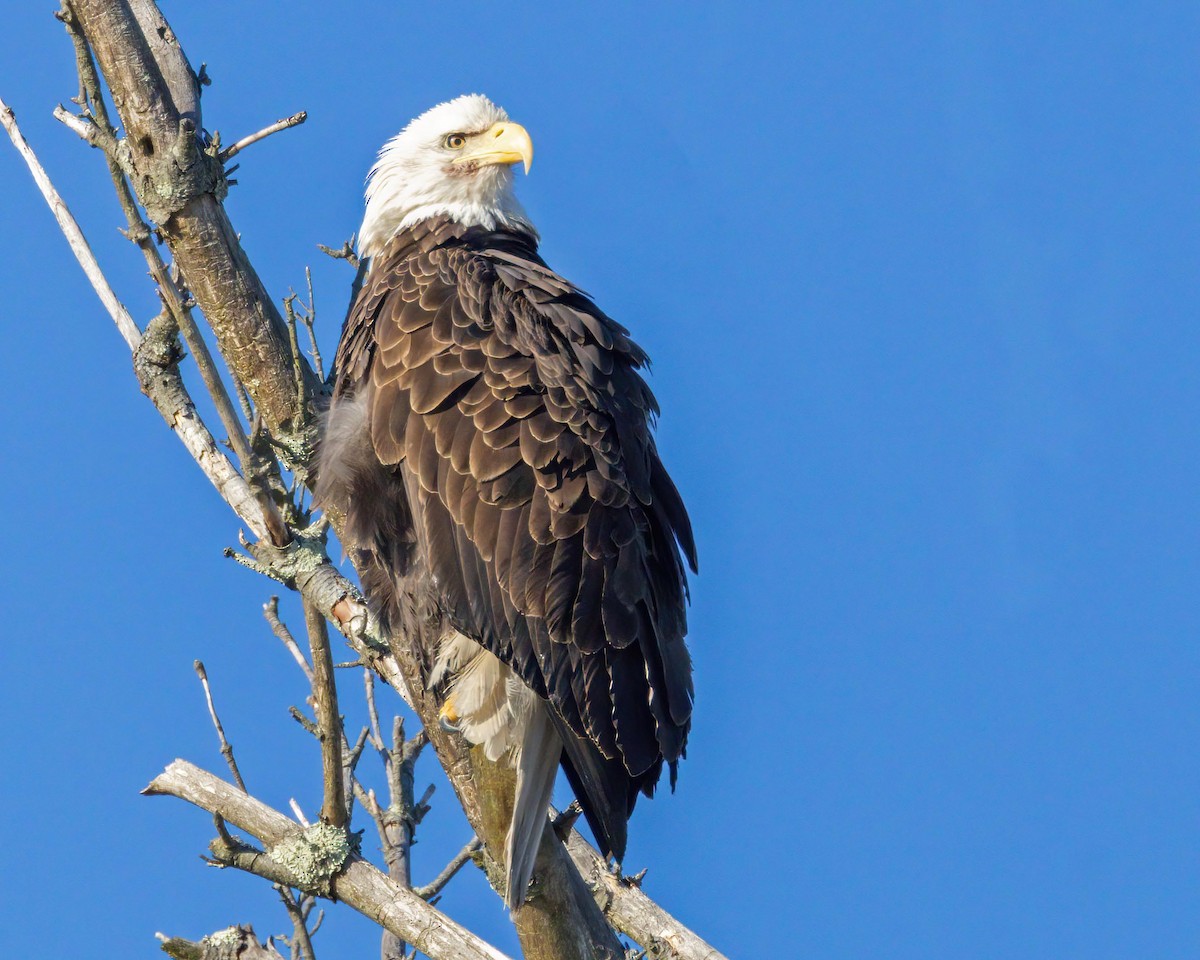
[144,760,514,960]
[265,597,314,683]
[561,826,728,960]
[158,924,284,960]
[0,94,140,348]
[133,311,272,539]
[415,838,484,901]
[303,601,345,828]
[317,238,359,269]
[300,267,324,381]
[219,111,307,162]
[193,660,248,793]
[275,886,317,960]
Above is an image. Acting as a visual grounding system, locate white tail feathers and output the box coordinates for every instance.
[505,692,560,908]
[430,632,561,908]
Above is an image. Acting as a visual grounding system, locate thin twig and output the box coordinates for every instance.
[302,266,324,381]
[276,886,317,960]
[231,372,255,425]
[364,668,387,754]
[338,726,369,826]
[214,811,239,851]
[346,726,370,774]
[219,111,307,162]
[0,96,141,348]
[317,238,359,269]
[552,801,583,843]
[265,596,314,683]
[414,838,483,901]
[194,660,248,792]
[51,104,120,155]
[288,799,310,827]
[288,705,318,737]
[283,294,309,429]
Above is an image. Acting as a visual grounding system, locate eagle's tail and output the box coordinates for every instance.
[431,636,562,909]
[506,695,560,909]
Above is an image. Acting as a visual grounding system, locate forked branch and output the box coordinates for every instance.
[144,760,513,960]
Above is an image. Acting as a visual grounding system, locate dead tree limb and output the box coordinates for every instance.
[562,827,729,960]
[145,760,512,960]
[158,924,283,960]
[67,0,321,449]
[0,93,138,347]
[193,660,248,793]
[219,111,307,162]
[416,838,484,901]
[275,887,318,960]
[303,600,346,828]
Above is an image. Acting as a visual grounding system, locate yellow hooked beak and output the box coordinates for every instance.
[453,121,533,174]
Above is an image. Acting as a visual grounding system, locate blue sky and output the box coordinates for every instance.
[1,2,1198,957]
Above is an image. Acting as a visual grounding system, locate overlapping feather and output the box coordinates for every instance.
[324,216,697,859]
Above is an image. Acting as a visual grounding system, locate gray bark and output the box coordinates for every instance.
[145,760,512,960]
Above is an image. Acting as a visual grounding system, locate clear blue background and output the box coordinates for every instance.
[1,2,1197,956]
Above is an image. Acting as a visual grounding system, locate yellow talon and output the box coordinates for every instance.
[439,696,460,732]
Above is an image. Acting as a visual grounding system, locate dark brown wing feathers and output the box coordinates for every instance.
[326,217,695,858]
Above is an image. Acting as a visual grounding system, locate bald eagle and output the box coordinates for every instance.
[319,94,697,907]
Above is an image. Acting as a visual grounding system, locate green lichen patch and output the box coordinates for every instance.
[269,822,356,891]
[201,926,241,947]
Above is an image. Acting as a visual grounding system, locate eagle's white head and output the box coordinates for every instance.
[358,94,536,257]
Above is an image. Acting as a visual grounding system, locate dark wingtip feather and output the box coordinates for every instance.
[549,712,634,861]
[651,458,698,574]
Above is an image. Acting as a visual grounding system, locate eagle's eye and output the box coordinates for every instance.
[444,133,467,150]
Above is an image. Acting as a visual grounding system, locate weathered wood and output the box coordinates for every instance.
[304,600,346,828]
[0,94,140,348]
[145,760,513,960]
[68,0,320,446]
[159,925,279,960]
[562,825,729,960]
